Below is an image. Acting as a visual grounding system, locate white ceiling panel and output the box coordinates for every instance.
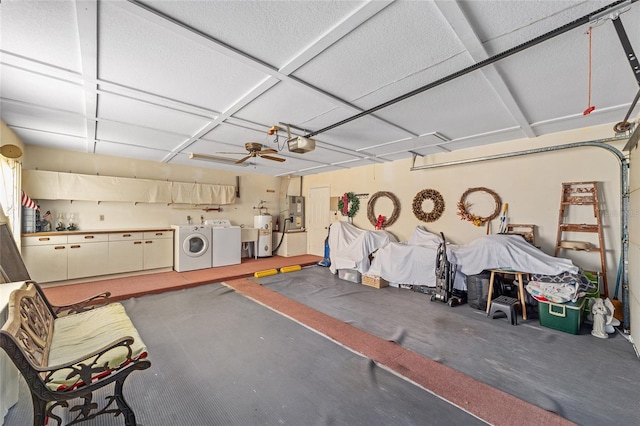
[292,0,464,102]
[98,1,270,112]
[377,71,518,139]
[10,127,87,152]
[201,123,275,147]
[0,66,85,114]
[496,22,639,124]
[461,1,613,55]
[95,140,170,163]
[302,145,364,165]
[233,81,341,128]
[96,120,188,151]
[361,134,447,156]
[1,101,86,139]
[97,92,212,135]
[137,0,366,69]
[312,115,413,150]
[0,0,81,72]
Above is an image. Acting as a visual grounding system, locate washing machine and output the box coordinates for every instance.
[205,219,241,267]
[171,225,212,272]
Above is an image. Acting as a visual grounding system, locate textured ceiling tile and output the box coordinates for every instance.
[97,120,188,151]
[98,1,269,112]
[460,0,612,55]
[0,66,85,113]
[1,101,86,138]
[377,72,517,139]
[97,93,212,135]
[138,0,365,69]
[233,81,341,129]
[11,127,87,152]
[0,0,82,72]
[292,1,465,102]
[95,141,170,163]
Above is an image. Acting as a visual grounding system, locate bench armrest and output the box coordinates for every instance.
[52,291,112,316]
[38,335,147,392]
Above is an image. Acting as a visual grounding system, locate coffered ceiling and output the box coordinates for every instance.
[1,0,638,176]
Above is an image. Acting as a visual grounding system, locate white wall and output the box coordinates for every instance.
[303,123,626,291]
[21,146,282,230]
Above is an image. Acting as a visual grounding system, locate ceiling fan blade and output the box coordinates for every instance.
[217,151,247,155]
[260,148,278,154]
[235,155,252,164]
[259,154,286,162]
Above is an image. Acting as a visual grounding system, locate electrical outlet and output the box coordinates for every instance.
[99,214,104,221]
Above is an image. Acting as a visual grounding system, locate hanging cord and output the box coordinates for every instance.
[583,27,596,115]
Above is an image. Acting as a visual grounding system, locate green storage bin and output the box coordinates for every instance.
[538,297,586,334]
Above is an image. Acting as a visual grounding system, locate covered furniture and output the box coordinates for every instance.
[0,281,150,426]
[329,221,397,274]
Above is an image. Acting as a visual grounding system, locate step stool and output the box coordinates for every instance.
[488,295,519,325]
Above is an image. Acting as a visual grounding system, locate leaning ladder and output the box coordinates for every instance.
[554,181,608,297]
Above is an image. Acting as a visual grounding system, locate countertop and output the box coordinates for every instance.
[22,227,174,237]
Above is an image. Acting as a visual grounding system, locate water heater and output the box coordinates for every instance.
[253,214,273,257]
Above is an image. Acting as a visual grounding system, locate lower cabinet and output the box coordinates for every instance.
[21,236,68,283]
[108,233,144,274]
[143,231,173,270]
[67,234,110,279]
[21,230,173,283]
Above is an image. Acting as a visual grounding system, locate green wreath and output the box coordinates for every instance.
[338,192,360,217]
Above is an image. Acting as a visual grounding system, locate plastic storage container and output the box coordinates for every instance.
[338,269,361,284]
[538,297,586,334]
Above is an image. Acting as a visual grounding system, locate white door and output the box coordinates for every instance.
[308,186,330,256]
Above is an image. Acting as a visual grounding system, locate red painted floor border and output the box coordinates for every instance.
[224,277,574,426]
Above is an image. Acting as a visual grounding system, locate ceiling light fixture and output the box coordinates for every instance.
[189,153,249,167]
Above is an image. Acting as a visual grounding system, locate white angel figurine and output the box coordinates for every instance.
[590,298,620,339]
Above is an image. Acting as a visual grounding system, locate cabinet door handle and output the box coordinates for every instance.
[145,240,153,244]
[39,237,50,241]
[155,232,163,236]
[54,246,65,250]
[134,241,142,245]
[70,245,81,249]
[123,234,132,237]
[84,235,94,239]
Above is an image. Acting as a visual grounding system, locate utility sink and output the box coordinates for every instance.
[241,227,259,243]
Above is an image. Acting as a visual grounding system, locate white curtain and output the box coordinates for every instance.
[0,156,22,247]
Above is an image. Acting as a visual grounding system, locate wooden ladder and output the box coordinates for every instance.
[554,181,607,297]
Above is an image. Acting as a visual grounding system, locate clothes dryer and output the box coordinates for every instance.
[171,225,212,272]
[205,219,241,267]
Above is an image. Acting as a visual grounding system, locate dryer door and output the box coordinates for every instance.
[182,233,209,257]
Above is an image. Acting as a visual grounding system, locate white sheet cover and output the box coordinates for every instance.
[447,234,578,276]
[368,227,466,289]
[329,221,397,274]
[368,228,577,290]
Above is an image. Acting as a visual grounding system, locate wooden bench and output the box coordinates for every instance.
[0,281,150,426]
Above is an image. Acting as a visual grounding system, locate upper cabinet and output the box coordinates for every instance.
[23,170,236,205]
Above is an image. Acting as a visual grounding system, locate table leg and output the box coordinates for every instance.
[486,271,496,315]
[517,273,527,320]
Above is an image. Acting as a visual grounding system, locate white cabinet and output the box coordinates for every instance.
[67,234,109,280]
[22,229,173,283]
[108,232,144,274]
[272,232,307,257]
[21,235,68,283]
[143,231,173,270]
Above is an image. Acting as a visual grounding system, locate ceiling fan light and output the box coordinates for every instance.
[189,153,249,167]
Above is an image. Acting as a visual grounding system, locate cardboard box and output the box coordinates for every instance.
[338,269,361,284]
[538,297,586,334]
[362,274,388,289]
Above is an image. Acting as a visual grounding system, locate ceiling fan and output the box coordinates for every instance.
[217,142,286,164]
